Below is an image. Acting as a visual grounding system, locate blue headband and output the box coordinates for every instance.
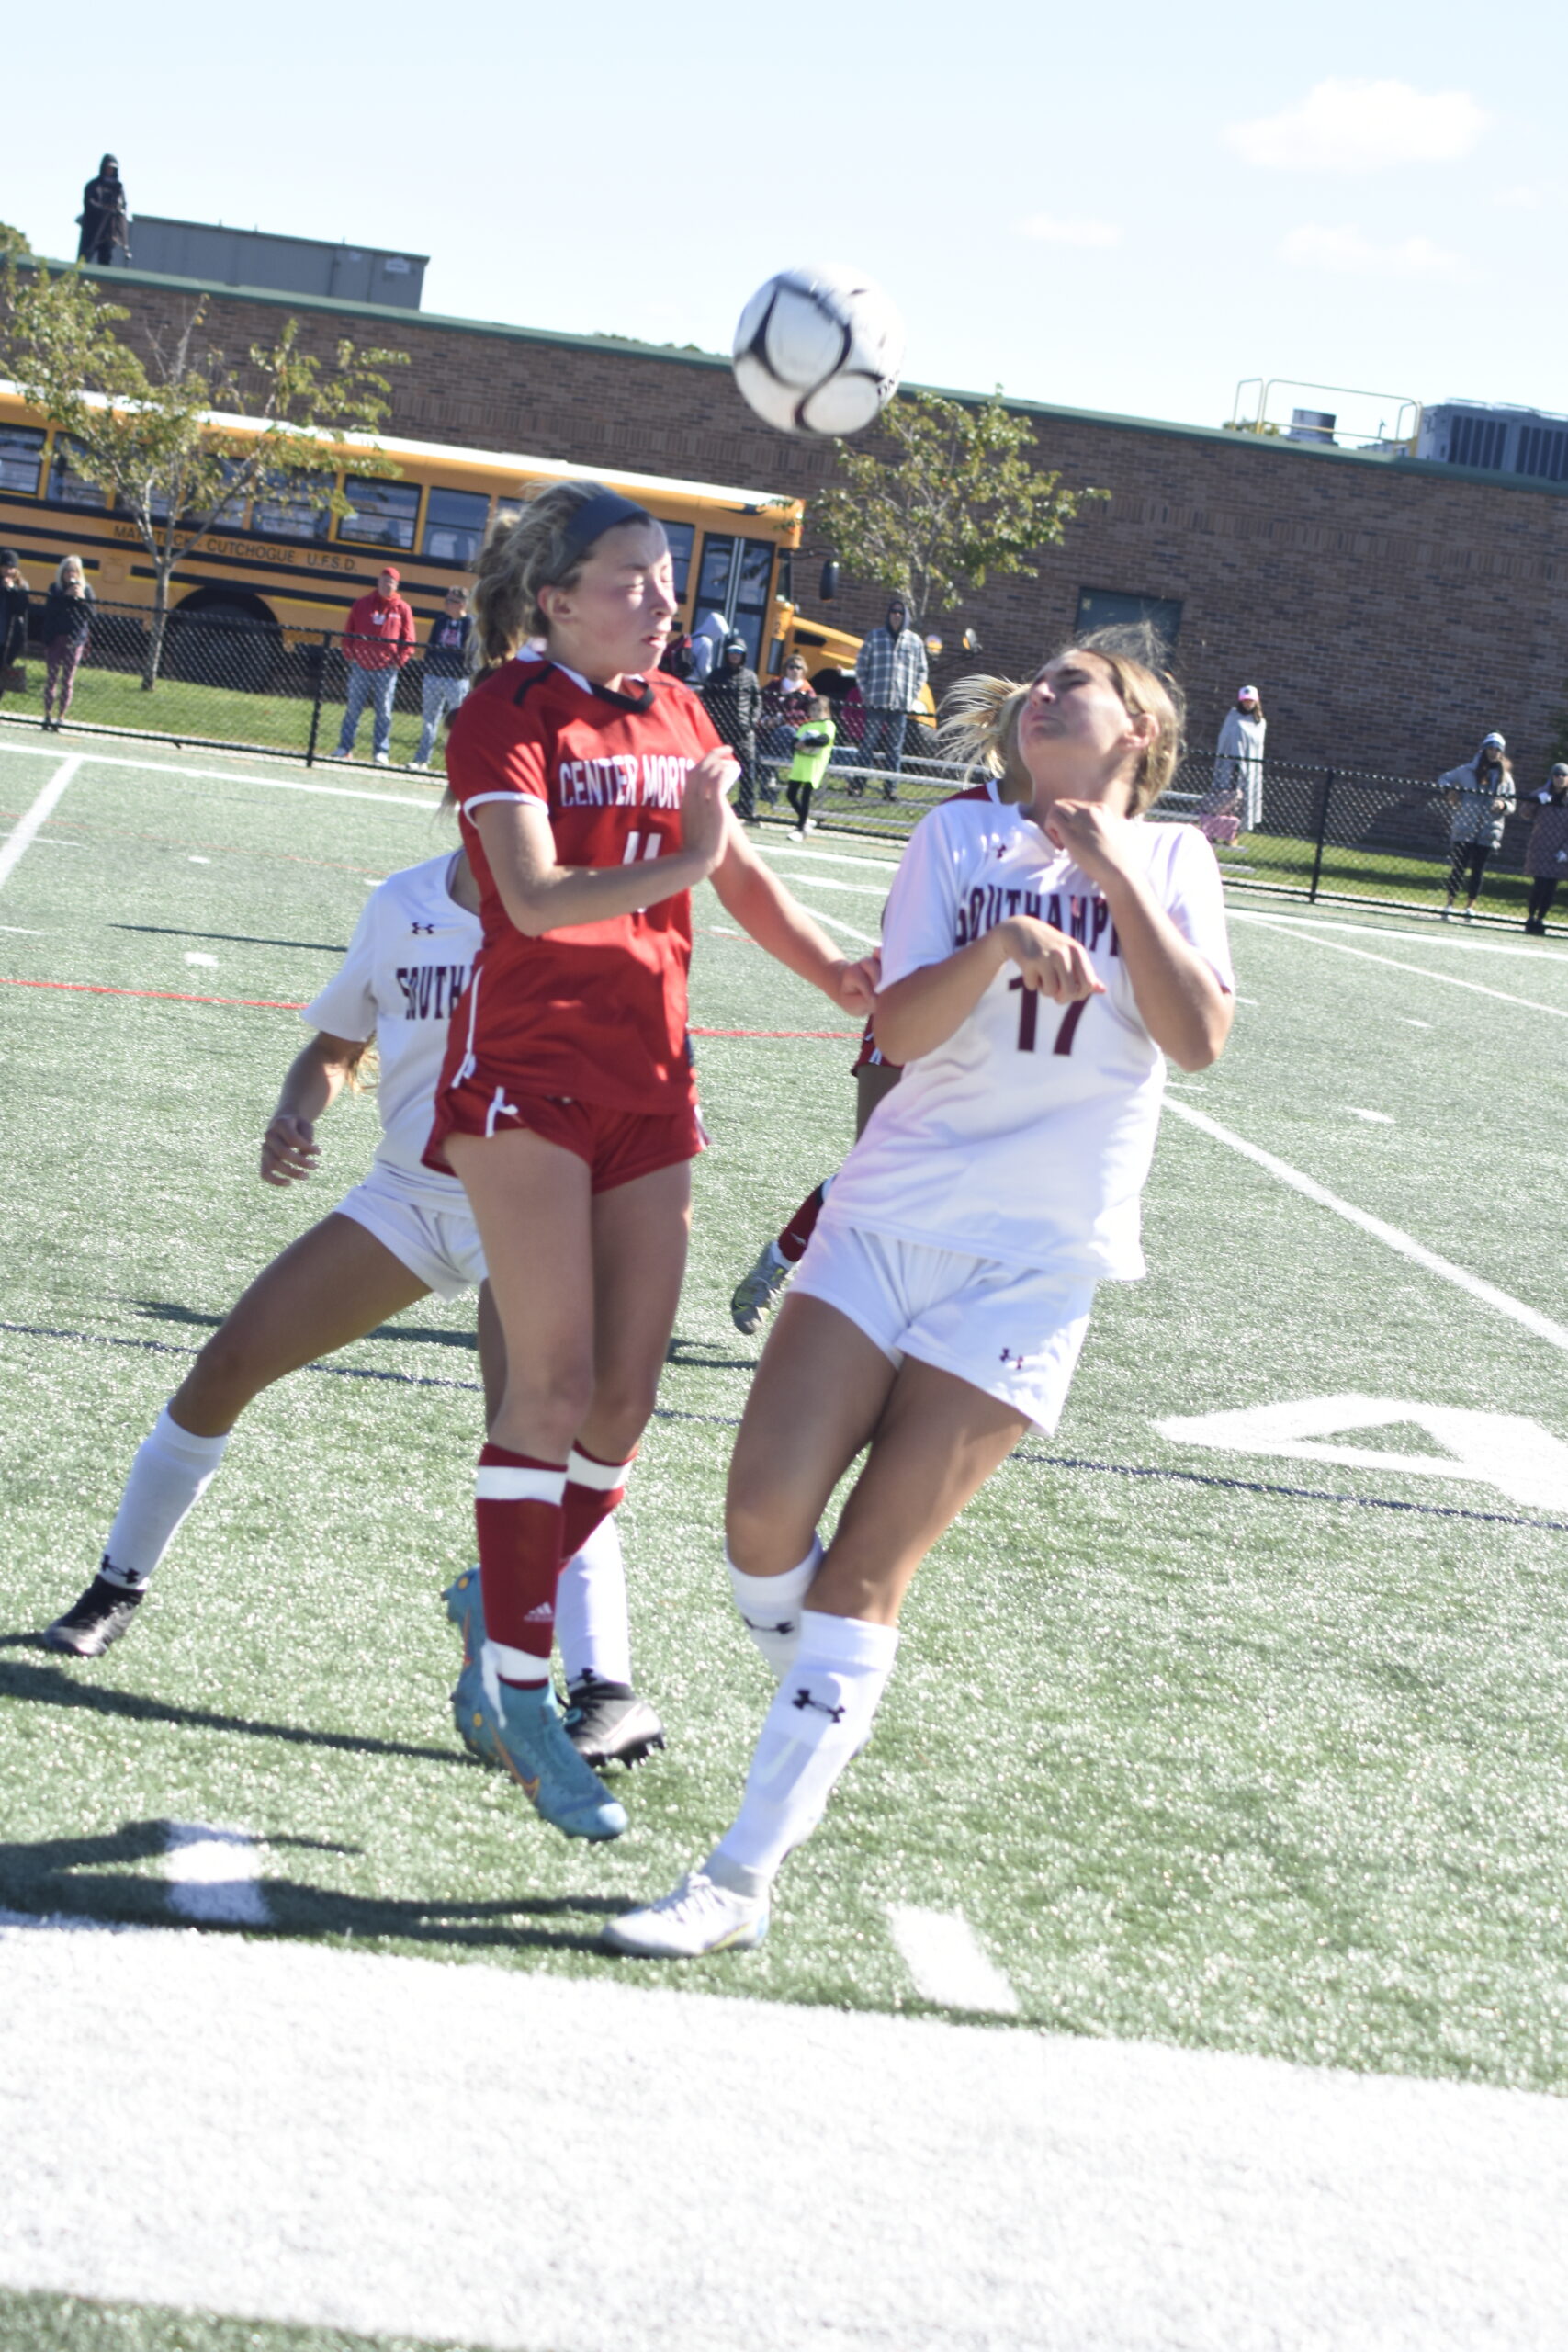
[559,489,648,561]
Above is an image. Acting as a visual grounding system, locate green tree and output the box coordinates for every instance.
[0,223,33,260]
[1,263,407,687]
[812,388,1105,629]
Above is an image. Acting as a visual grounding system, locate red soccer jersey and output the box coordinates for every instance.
[437,658,723,1114]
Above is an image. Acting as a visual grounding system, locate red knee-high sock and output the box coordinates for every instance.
[562,1444,635,1562]
[776,1181,828,1265]
[474,1443,567,1686]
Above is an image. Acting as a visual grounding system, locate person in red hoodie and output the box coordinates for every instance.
[334,565,416,766]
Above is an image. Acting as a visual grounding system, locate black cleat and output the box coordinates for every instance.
[45,1573,145,1657]
[563,1675,667,1770]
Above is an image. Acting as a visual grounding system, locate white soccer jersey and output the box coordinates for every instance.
[819,784,1234,1281]
[302,852,481,1198]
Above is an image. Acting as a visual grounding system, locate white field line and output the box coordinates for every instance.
[0,757,83,893]
[0,739,432,812]
[757,871,887,899]
[758,842,902,874]
[795,901,879,946]
[1231,910,1568,1018]
[4,1923,1568,2352]
[1230,906,1568,966]
[886,1906,1021,2015]
[1166,1099,1568,1352]
[162,1825,269,1928]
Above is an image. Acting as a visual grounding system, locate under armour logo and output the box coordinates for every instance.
[741,1612,796,1637]
[411,922,437,934]
[790,1688,847,1722]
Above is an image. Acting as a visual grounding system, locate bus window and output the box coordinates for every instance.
[423,487,490,566]
[337,476,420,551]
[151,461,248,528]
[0,424,45,496]
[663,520,694,601]
[253,471,333,541]
[47,438,110,511]
[692,532,774,667]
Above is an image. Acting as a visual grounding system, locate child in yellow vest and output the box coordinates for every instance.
[783,696,837,835]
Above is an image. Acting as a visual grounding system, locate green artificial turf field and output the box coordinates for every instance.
[3,733,1567,2097]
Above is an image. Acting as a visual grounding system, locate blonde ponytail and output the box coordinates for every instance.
[937,626,1186,815]
[468,479,657,677]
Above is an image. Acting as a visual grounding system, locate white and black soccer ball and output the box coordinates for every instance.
[732,266,905,437]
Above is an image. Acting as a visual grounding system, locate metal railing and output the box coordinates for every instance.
[1,602,1558,933]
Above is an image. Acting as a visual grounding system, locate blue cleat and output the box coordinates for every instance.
[452,1648,627,1841]
[444,1566,483,1668]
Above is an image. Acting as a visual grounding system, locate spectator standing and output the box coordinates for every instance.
[1523,762,1568,933]
[40,556,94,729]
[1,549,30,701]
[688,608,729,690]
[1213,684,1266,831]
[761,650,814,746]
[853,595,928,799]
[410,586,471,772]
[701,634,762,820]
[1440,731,1515,921]
[335,567,415,766]
[77,155,130,266]
[782,695,837,836]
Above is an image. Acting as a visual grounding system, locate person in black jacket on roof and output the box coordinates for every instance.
[77,156,130,265]
[702,635,762,820]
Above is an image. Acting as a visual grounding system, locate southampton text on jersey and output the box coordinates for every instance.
[395,962,472,1022]
[953,883,1120,957]
[555,753,693,811]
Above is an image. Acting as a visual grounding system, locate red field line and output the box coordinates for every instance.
[1,975,855,1034]
[0,974,307,1011]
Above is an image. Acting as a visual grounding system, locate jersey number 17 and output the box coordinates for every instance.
[1010,977,1087,1056]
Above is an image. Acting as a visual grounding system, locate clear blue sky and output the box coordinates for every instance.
[5,0,1560,437]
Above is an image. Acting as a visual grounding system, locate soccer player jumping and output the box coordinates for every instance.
[606,628,1235,1956]
[426,481,876,1844]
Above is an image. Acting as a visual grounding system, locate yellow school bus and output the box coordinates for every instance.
[0,381,863,683]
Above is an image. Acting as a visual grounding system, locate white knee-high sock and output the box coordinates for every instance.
[555,1513,633,1689]
[708,1610,898,1894]
[99,1408,231,1590]
[728,1539,821,1679]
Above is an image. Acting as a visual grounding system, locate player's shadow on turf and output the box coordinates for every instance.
[0,1654,471,1769]
[0,1821,621,1952]
[132,1299,480,1354]
[108,924,350,955]
[664,1334,756,1372]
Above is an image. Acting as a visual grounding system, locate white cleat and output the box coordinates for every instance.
[730,1240,794,1335]
[603,1869,769,1959]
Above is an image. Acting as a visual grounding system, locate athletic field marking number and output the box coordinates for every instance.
[1156,1394,1568,1512]
[1009,978,1088,1057]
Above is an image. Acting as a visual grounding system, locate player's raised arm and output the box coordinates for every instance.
[1043,799,1232,1071]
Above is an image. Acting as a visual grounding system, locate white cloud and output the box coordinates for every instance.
[1492,184,1540,209]
[1280,224,1463,277]
[1226,79,1489,173]
[1015,216,1122,248]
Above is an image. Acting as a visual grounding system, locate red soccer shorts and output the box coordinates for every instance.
[425,1080,705,1193]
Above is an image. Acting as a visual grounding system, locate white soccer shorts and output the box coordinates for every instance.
[791,1220,1095,1434]
[332,1164,488,1301]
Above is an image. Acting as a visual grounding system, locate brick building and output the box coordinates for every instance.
[39,260,1568,782]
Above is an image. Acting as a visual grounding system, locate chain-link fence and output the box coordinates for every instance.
[0,598,457,770]
[1,602,1558,932]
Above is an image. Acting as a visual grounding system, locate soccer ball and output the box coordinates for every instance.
[732,266,905,437]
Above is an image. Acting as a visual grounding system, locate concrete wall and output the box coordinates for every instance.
[47,261,1568,784]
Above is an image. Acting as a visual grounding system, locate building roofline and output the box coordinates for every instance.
[28,254,1568,502]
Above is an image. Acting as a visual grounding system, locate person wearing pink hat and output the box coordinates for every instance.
[1213,684,1266,832]
[335,565,416,765]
